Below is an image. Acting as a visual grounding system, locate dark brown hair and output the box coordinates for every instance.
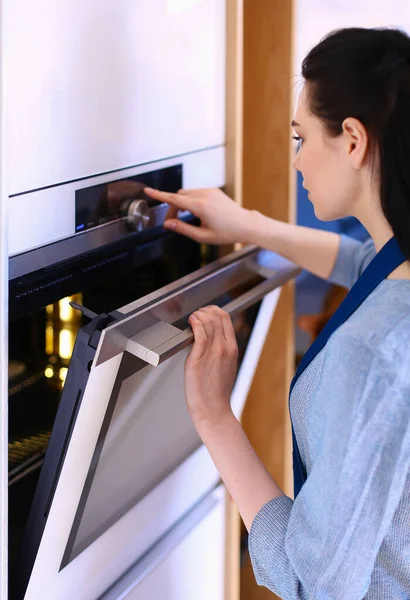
[302,27,410,258]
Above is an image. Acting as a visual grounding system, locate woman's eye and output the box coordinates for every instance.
[292,135,303,151]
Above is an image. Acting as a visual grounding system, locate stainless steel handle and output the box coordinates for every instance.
[126,266,294,367]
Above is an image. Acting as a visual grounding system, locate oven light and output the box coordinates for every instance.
[45,325,54,355]
[59,297,73,322]
[45,366,54,379]
[59,329,74,359]
[59,368,68,383]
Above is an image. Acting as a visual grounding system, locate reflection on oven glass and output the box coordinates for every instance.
[8,293,83,481]
[93,180,147,227]
[107,180,145,211]
[8,293,85,565]
[44,293,83,390]
[62,285,262,564]
[64,348,202,564]
[75,164,182,232]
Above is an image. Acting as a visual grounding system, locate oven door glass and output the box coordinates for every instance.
[14,246,298,600]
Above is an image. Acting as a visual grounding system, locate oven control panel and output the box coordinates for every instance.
[75,164,182,234]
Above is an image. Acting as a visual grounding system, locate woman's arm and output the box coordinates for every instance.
[183,305,283,529]
[144,187,342,279]
[245,210,341,280]
[195,410,283,531]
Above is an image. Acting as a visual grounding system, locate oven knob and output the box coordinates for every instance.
[127,199,151,231]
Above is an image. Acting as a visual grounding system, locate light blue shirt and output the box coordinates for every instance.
[248,235,410,599]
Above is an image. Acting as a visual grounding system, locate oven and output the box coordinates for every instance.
[5,2,300,597]
[8,164,298,600]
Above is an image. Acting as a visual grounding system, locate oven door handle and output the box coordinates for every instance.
[125,266,294,367]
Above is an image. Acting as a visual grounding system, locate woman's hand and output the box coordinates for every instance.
[144,186,252,245]
[184,305,238,427]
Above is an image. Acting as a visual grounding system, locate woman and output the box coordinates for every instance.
[145,27,410,599]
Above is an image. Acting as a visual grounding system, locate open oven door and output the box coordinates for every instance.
[12,245,299,600]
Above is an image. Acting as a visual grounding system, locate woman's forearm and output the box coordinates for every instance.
[242,210,341,280]
[195,410,284,531]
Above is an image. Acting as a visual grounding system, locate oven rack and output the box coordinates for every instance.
[9,431,51,485]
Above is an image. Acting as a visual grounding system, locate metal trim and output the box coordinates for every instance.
[9,206,190,281]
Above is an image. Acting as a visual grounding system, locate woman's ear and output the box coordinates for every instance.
[342,117,369,169]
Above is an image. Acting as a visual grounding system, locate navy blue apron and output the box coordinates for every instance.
[290,236,406,498]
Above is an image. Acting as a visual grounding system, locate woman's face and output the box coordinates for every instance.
[292,85,365,222]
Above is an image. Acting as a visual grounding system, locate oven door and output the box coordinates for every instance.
[13,245,299,600]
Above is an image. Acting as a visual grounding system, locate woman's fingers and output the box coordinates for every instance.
[145,187,242,246]
[194,306,237,356]
[188,313,208,361]
[188,307,219,361]
[219,309,237,346]
[185,306,239,424]
[197,306,222,343]
[144,187,192,211]
[195,307,216,344]
[206,306,238,358]
[145,186,215,242]
[177,188,208,196]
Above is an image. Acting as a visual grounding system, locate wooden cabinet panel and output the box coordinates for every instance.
[241,1,295,599]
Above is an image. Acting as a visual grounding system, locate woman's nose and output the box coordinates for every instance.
[292,150,301,171]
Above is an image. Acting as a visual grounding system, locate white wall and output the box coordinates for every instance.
[294,1,410,87]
